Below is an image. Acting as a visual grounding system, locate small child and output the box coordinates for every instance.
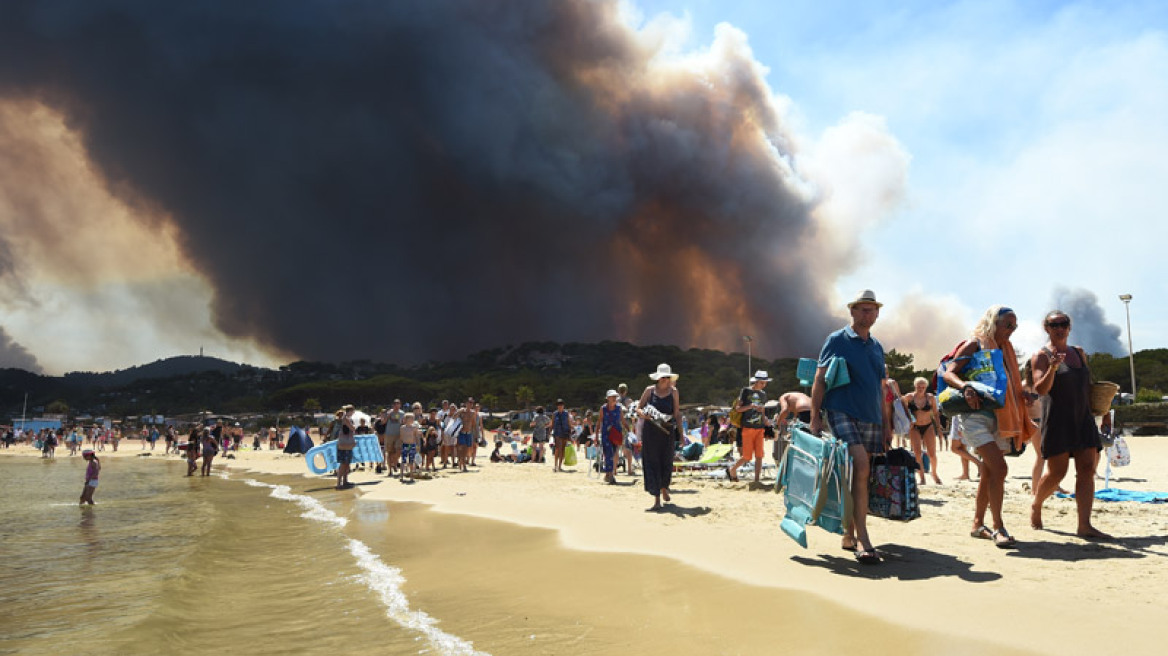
[399,413,420,481]
[80,449,100,505]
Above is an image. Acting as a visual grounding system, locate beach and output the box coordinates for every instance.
[4,436,1165,655]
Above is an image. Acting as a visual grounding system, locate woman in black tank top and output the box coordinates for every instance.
[638,364,682,511]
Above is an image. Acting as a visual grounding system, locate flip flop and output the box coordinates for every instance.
[841,538,858,552]
[992,528,1017,548]
[855,550,881,565]
[970,525,993,540]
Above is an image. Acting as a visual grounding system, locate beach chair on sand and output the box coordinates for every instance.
[776,421,852,548]
[674,443,734,473]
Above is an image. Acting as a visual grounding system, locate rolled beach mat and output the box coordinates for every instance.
[1089,381,1120,416]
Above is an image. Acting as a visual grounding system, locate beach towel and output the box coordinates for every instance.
[776,422,852,548]
[1055,488,1168,503]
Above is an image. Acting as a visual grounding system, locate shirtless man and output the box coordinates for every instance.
[775,392,813,436]
[454,398,480,472]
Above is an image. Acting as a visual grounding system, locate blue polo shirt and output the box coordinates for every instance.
[818,326,885,425]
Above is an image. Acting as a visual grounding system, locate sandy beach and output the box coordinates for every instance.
[9,435,1165,655]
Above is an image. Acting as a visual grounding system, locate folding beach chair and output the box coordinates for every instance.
[776,421,852,548]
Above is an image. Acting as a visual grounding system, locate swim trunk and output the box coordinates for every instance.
[457,432,473,448]
[400,443,417,463]
[739,427,765,460]
[953,413,1011,451]
[825,410,885,455]
[336,449,354,465]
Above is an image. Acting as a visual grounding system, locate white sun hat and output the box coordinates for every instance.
[649,363,679,381]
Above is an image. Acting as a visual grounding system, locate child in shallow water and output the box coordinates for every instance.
[80,450,100,505]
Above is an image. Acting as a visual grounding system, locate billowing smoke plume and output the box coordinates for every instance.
[0,325,42,373]
[1049,287,1125,356]
[0,0,881,364]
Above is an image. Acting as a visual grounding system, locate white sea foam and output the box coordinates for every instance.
[237,477,486,656]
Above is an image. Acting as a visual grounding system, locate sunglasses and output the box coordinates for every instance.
[1046,320,1070,329]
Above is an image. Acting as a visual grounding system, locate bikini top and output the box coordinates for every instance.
[907,395,932,413]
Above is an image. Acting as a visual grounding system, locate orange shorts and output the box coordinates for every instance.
[740,427,765,460]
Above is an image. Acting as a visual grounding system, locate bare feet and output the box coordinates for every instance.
[932,476,943,485]
[1029,502,1044,529]
[1077,527,1113,540]
[955,475,970,481]
[661,489,671,502]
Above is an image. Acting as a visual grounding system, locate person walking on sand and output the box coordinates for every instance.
[399,412,421,481]
[638,364,682,511]
[530,407,551,464]
[1030,311,1111,539]
[381,400,404,476]
[729,371,772,484]
[454,398,479,473]
[79,449,100,505]
[335,406,357,488]
[598,390,629,484]
[551,399,572,472]
[809,290,892,565]
[903,377,944,485]
[942,305,1036,550]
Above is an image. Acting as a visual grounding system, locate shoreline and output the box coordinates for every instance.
[6,437,1166,654]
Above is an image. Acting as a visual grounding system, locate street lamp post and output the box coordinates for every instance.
[1119,294,1136,399]
[743,336,753,381]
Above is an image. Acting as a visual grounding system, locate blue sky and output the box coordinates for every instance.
[629,0,1168,363]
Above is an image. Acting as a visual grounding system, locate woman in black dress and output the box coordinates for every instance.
[637,363,682,512]
[1029,311,1110,538]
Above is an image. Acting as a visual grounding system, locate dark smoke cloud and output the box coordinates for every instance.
[1049,287,1125,356]
[0,325,42,373]
[0,0,842,363]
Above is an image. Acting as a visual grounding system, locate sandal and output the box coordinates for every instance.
[855,550,882,565]
[992,528,1017,548]
[841,538,858,552]
[970,525,993,540]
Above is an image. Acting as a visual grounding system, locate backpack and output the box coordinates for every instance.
[727,394,743,428]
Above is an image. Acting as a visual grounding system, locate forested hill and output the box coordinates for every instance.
[62,356,244,387]
[3,343,1166,419]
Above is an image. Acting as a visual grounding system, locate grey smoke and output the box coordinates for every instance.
[1049,287,1125,356]
[0,0,841,363]
[0,325,42,373]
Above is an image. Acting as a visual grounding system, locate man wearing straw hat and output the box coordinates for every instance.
[728,370,773,484]
[809,290,891,565]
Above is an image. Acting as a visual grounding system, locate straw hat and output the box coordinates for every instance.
[649,363,679,381]
[847,289,883,308]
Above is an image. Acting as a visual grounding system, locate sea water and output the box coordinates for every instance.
[0,457,481,656]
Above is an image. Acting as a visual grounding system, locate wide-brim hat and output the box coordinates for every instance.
[649,363,679,381]
[847,289,883,308]
[752,370,771,381]
[606,389,619,398]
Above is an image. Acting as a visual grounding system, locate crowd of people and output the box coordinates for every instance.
[5,289,1116,558]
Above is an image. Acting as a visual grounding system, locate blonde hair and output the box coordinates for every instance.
[403,412,415,423]
[913,377,928,387]
[973,304,1014,342]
